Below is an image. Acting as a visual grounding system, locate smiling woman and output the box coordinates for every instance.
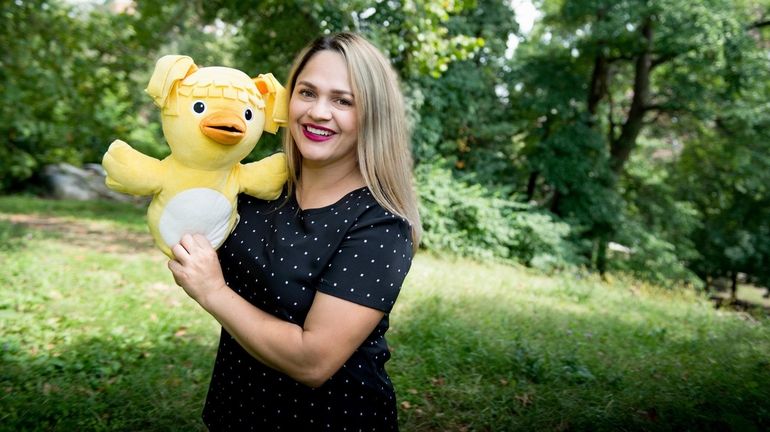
[289,50,359,175]
[283,34,422,234]
[166,32,422,431]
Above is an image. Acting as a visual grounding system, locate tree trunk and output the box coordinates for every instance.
[730,271,738,300]
[549,189,562,216]
[596,234,608,277]
[587,52,609,119]
[526,171,539,202]
[610,17,653,174]
[586,5,610,125]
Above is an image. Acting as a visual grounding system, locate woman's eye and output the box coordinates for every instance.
[244,107,253,121]
[192,100,207,114]
[337,98,354,107]
[298,89,314,98]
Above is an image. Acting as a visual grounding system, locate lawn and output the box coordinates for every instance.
[1,196,769,431]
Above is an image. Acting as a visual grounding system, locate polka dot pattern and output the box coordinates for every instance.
[202,188,413,430]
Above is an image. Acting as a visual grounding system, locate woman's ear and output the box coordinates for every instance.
[254,73,288,134]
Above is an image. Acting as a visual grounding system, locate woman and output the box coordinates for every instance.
[168,32,421,430]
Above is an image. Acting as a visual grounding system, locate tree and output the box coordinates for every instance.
[0,1,161,189]
[189,0,484,81]
[510,0,770,280]
[409,0,518,175]
[676,99,770,295]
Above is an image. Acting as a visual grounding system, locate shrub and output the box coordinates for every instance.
[415,162,579,271]
[607,218,704,289]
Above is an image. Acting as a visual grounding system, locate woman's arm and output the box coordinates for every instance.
[168,233,384,388]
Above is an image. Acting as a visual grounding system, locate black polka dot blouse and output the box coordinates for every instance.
[202,187,414,431]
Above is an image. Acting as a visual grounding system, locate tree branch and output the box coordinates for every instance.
[610,17,653,173]
[607,78,617,142]
[607,54,637,63]
[748,19,770,29]
[643,103,672,112]
[651,53,676,69]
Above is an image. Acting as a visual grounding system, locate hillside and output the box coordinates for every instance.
[1,196,769,431]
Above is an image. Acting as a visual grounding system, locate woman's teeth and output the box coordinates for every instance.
[306,125,332,136]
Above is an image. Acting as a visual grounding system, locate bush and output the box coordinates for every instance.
[607,218,704,289]
[415,162,579,271]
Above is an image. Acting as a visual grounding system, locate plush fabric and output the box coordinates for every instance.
[102,55,288,258]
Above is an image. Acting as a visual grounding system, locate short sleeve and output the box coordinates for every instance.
[318,210,413,313]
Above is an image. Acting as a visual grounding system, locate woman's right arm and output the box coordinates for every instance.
[169,233,384,388]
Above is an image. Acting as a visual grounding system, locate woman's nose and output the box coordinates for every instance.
[307,99,332,120]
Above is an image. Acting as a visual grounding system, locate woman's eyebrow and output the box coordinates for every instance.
[296,80,353,97]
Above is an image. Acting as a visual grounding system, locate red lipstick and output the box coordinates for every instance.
[302,124,336,142]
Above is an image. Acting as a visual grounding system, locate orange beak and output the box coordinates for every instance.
[200,111,246,145]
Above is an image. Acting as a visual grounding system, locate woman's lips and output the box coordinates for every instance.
[302,124,335,142]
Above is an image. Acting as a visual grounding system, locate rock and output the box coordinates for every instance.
[41,162,147,203]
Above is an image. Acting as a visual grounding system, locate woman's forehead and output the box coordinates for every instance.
[296,50,352,94]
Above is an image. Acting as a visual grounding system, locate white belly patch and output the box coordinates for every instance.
[159,188,234,249]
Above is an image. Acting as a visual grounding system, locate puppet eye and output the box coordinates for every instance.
[244,107,253,121]
[192,100,207,114]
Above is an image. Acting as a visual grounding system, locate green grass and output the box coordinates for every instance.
[2,195,769,431]
[0,195,147,232]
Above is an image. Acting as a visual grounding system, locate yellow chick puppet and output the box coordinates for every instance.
[102,55,288,258]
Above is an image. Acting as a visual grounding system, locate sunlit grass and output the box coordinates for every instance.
[1,196,769,431]
[0,206,215,431]
[0,195,147,232]
[392,255,770,430]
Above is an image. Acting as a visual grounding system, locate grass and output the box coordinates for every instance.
[1,195,769,431]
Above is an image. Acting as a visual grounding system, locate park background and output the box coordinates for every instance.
[1,0,769,430]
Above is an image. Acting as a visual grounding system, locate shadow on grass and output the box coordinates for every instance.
[0,213,156,256]
[0,196,147,232]
[5,214,155,255]
[0,219,30,252]
[389,291,770,432]
[1,335,215,431]
[1,291,767,432]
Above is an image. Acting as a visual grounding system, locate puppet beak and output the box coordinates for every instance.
[200,111,246,145]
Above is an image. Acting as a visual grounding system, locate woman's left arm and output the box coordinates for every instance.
[168,233,384,388]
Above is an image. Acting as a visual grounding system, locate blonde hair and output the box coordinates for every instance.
[283,32,421,249]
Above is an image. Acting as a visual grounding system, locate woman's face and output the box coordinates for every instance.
[289,50,359,171]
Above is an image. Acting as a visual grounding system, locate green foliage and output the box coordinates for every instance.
[2,0,770,289]
[676,128,770,287]
[192,0,484,81]
[409,0,520,188]
[512,0,770,285]
[416,162,578,270]
[610,138,703,288]
[508,39,622,248]
[0,0,249,189]
[608,219,703,289]
[355,0,486,78]
[410,64,521,188]
[0,0,160,189]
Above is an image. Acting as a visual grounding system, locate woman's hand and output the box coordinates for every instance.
[167,233,227,308]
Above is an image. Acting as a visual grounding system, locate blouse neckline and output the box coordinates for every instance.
[292,186,371,215]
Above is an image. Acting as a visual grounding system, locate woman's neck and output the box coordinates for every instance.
[296,161,366,210]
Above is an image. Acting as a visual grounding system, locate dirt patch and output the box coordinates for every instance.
[0,213,156,255]
[709,286,770,318]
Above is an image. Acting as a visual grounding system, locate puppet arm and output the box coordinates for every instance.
[238,153,288,200]
[102,139,164,196]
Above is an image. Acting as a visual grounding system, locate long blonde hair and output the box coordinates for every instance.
[283,32,422,249]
